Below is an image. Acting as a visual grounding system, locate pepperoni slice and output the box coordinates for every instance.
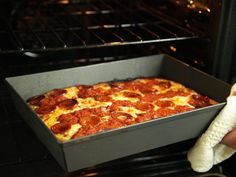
[80,117,125,133]
[175,105,193,113]
[36,105,56,115]
[136,112,155,123]
[141,93,160,102]
[111,112,135,125]
[58,114,78,124]
[72,125,98,139]
[54,95,68,103]
[77,86,111,99]
[188,94,210,108]
[111,112,132,120]
[138,85,153,94]
[77,91,87,98]
[27,95,45,106]
[77,85,92,90]
[51,122,71,134]
[175,91,190,97]
[123,118,136,125]
[86,88,101,97]
[123,92,141,99]
[158,81,171,89]
[110,82,124,90]
[154,108,177,118]
[122,81,136,90]
[155,100,174,107]
[112,80,141,91]
[90,107,107,117]
[74,107,106,118]
[74,108,92,118]
[58,99,77,110]
[137,79,171,93]
[77,85,92,98]
[49,89,67,97]
[140,78,160,87]
[158,91,189,99]
[135,102,154,111]
[94,95,112,102]
[83,126,98,136]
[157,91,175,99]
[78,115,100,127]
[109,100,133,112]
[106,118,124,129]
[40,97,57,107]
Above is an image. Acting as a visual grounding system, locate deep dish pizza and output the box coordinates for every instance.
[27,78,217,142]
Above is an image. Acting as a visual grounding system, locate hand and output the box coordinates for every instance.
[187,83,236,172]
[221,84,236,149]
[221,128,236,149]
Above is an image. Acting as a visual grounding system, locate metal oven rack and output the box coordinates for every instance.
[0,0,199,53]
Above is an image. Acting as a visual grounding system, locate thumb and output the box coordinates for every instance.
[230,83,236,96]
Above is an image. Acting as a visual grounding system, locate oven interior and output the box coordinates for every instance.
[0,0,236,176]
[0,0,218,72]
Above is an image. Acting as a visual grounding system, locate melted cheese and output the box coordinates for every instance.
[172,96,193,107]
[44,107,72,127]
[120,106,145,118]
[134,78,148,83]
[160,96,194,108]
[93,83,111,90]
[101,115,110,121]
[111,91,140,102]
[77,98,112,108]
[153,104,160,111]
[64,86,79,99]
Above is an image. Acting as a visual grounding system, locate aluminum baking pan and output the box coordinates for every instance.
[5,54,231,172]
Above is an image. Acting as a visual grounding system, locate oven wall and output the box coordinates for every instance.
[212,0,236,83]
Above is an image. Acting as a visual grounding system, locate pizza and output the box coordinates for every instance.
[27,78,217,142]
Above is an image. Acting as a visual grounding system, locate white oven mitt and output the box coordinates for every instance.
[187,83,236,172]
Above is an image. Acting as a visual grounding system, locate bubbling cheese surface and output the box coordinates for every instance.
[27,78,217,142]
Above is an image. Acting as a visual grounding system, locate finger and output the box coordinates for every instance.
[230,83,236,96]
[221,128,236,149]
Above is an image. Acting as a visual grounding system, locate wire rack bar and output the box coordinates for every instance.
[0,0,200,53]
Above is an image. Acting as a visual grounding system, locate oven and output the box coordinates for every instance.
[0,0,236,176]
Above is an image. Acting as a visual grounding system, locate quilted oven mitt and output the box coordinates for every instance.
[187,83,236,172]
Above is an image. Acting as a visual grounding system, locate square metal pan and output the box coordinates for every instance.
[5,54,231,172]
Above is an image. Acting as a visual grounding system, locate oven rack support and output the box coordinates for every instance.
[0,0,200,54]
